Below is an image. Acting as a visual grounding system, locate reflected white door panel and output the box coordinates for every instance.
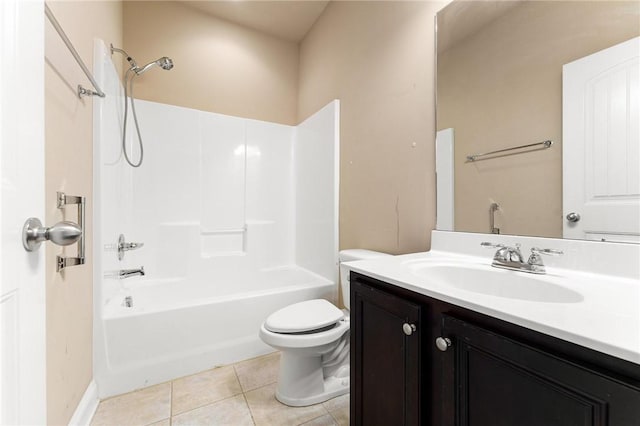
[436,128,455,232]
[563,37,640,242]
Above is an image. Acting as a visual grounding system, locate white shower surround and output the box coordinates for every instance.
[92,40,339,397]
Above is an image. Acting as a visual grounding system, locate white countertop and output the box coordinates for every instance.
[345,232,640,365]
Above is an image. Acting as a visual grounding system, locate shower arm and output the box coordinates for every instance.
[110,44,138,70]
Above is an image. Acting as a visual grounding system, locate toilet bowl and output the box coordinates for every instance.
[259,249,391,406]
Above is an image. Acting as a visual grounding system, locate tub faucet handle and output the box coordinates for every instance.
[122,242,143,250]
[118,234,144,260]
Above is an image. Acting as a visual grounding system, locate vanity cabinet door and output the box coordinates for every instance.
[440,315,640,426]
[351,279,423,426]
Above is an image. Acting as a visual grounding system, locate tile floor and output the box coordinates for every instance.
[90,352,349,426]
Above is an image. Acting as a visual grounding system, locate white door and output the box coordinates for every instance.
[436,128,455,231]
[563,37,640,242]
[0,0,46,424]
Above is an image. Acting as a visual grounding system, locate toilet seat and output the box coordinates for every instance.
[259,319,349,350]
[264,299,344,334]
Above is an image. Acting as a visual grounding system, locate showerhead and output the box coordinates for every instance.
[157,57,174,70]
[135,57,174,75]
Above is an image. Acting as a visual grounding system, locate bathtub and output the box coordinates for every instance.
[97,266,335,397]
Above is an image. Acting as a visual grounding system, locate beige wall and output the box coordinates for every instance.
[123,0,442,254]
[45,1,122,424]
[299,1,444,256]
[123,1,299,125]
[437,1,640,238]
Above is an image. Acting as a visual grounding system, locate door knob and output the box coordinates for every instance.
[566,212,581,223]
[435,337,452,352]
[22,217,82,252]
[403,323,417,336]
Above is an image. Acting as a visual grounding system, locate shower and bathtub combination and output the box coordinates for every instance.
[92,40,340,398]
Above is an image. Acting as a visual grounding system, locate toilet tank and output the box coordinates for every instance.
[339,249,392,310]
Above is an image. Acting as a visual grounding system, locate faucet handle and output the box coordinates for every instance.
[528,248,563,272]
[482,242,523,263]
[118,233,144,260]
[531,247,563,256]
[122,242,144,250]
[480,242,505,248]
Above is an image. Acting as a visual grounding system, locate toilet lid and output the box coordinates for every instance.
[264,299,344,333]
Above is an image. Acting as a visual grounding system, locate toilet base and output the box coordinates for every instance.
[274,351,350,407]
[276,374,350,407]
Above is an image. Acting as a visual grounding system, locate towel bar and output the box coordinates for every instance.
[466,140,553,162]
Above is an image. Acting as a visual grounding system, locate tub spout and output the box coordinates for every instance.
[119,266,145,279]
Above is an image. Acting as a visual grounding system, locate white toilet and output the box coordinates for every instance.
[259,249,391,406]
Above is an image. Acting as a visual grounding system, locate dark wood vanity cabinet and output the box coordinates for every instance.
[351,278,423,426]
[441,315,640,426]
[350,272,640,426]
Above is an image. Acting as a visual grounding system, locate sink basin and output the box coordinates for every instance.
[409,263,584,303]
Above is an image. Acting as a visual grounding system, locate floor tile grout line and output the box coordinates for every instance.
[234,352,281,394]
[241,392,258,426]
[328,409,340,425]
[171,364,245,416]
[171,393,254,424]
[171,390,246,418]
[297,407,332,426]
[169,380,173,426]
[233,363,258,425]
[241,378,279,394]
[232,364,244,393]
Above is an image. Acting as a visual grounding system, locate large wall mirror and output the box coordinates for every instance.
[435,0,639,242]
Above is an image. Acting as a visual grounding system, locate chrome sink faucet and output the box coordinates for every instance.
[481,242,563,274]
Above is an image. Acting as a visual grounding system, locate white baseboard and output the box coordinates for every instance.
[68,380,99,426]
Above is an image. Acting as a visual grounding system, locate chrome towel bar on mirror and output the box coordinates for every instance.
[22,191,86,272]
[466,139,553,162]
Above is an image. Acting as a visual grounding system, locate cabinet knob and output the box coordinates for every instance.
[403,323,417,336]
[435,337,452,352]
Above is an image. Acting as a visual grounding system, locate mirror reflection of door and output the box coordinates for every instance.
[563,36,640,243]
[436,128,455,232]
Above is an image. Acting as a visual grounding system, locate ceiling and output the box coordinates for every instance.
[179,1,331,42]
